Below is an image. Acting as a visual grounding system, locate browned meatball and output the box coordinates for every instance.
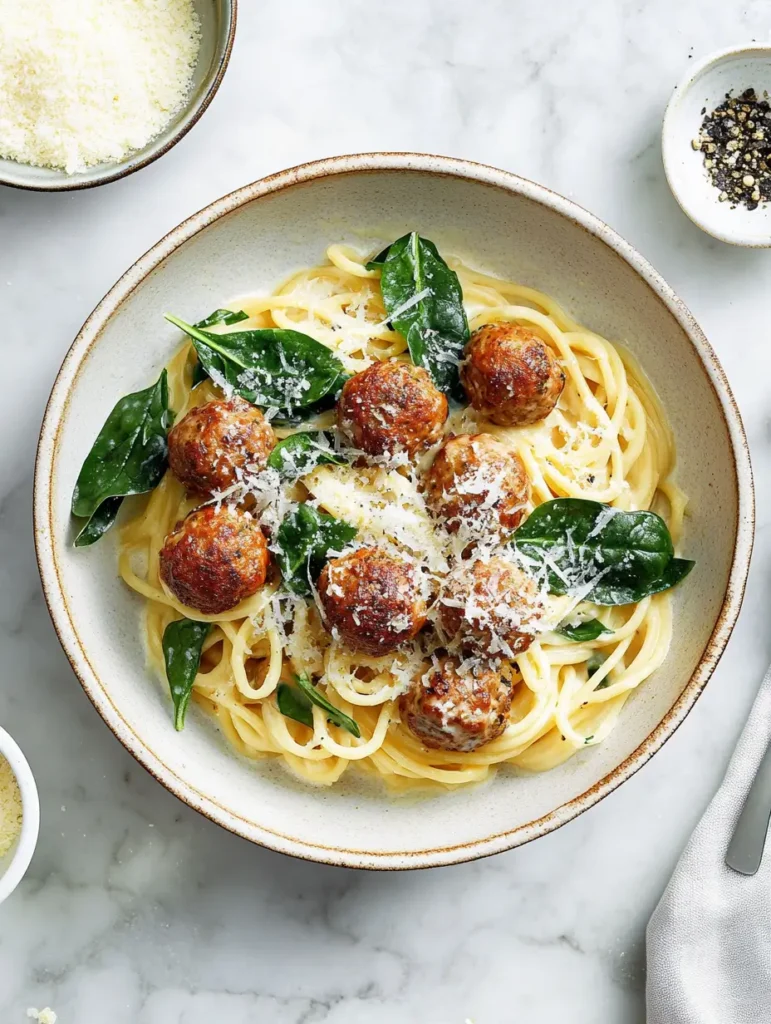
[422,433,530,539]
[159,504,269,614]
[461,323,565,426]
[168,397,277,496]
[318,547,427,655]
[400,655,513,752]
[437,555,544,657]
[337,360,448,458]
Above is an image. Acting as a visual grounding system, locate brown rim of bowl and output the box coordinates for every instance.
[0,1,237,193]
[33,153,755,869]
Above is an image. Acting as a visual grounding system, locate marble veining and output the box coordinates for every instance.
[2,1,771,1020]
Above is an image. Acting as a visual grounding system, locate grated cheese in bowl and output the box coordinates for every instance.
[0,0,201,174]
[0,754,22,857]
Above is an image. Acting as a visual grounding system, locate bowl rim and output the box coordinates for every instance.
[33,152,755,869]
[662,42,771,247]
[0,726,40,904]
[0,0,238,193]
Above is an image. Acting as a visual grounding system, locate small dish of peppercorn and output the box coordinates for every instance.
[663,44,771,246]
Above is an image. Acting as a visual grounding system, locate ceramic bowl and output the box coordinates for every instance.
[34,154,754,869]
[0,727,40,903]
[662,44,771,245]
[0,0,236,192]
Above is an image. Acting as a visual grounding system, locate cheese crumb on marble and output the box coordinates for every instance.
[0,0,201,173]
[0,754,22,857]
[27,1009,57,1024]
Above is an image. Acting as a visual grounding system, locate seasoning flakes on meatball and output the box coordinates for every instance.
[461,322,566,427]
[437,555,544,657]
[160,504,270,615]
[168,396,277,496]
[400,655,513,752]
[318,546,427,655]
[337,360,448,459]
[423,432,530,540]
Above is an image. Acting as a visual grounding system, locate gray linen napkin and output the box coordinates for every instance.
[646,666,771,1023]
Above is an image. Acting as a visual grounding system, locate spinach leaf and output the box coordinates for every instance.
[192,310,249,386]
[365,243,392,271]
[588,652,609,685]
[196,308,249,329]
[276,504,357,596]
[295,673,361,737]
[276,681,314,728]
[162,618,211,731]
[71,370,172,546]
[377,233,469,399]
[267,431,347,479]
[165,314,348,415]
[512,498,694,606]
[558,618,614,642]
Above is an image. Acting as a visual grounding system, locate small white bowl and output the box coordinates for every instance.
[663,44,771,246]
[0,727,39,904]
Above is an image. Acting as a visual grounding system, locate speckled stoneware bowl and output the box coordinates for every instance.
[34,154,754,869]
[0,0,236,192]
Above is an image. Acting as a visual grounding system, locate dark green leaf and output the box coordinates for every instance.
[365,243,392,271]
[512,498,694,606]
[557,618,614,642]
[276,682,314,728]
[276,504,357,596]
[165,314,348,414]
[195,308,249,329]
[191,310,250,387]
[268,431,347,479]
[162,618,211,731]
[74,496,124,548]
[71,370,172,545]
[377,232,469,399]
[295,673,361,737]
[588,652,609,685]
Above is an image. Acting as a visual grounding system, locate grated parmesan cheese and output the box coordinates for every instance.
[0,0,201,174]
[0,754,22,857]
[27,1010,57,1024]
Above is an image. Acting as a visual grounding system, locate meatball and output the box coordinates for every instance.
[437,555,544,657]
[160,504,269,614]
[461,323,565,426]
[337,360,448,458]
[422,433,530,539]
[318,547,427,655]
[168,397,276,496]
[400,655,513,752]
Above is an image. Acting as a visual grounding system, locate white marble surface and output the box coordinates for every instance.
[2,2,771,1021]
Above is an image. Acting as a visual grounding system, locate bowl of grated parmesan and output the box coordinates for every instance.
[0,727,39,904]
[0,0,236,191]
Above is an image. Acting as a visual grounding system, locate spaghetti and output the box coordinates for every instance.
[118,244,687,790]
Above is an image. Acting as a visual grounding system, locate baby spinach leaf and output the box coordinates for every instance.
[165,314,348,415]
[162,618,211,731]
[195,308,249,329]
[276,681,314,728]
[276,504,357,596]
[512,498,694,606]
[365,243,392,271]
[589,652,610,685]
[377,232,469,399]
[557,618,614,642]
[295,673,361,737]
[71,370,172,546]
[267,431,347,479]
[192,310,249,386]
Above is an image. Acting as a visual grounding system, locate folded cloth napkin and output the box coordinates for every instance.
[647,666,771,1023]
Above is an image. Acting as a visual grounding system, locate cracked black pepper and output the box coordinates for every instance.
[692,88,771,210]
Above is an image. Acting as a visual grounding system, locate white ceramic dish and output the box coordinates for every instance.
[34,154,754,869]
[663,44,771,246]
[0,0,236,192]
[0,727,40,903]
